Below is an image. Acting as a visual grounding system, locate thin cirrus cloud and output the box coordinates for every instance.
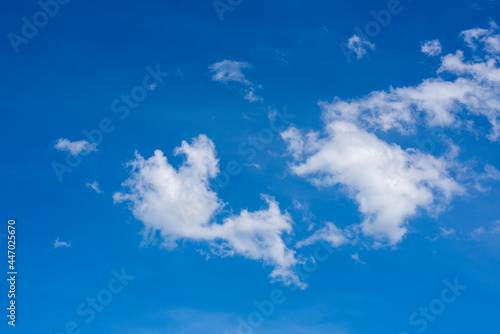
[282,22,500,246]
[54,138,97,156]
[208,60,263,103]
[296,222,351,248]
[54,237,71,249]
[86,181,102,194]
[346,34,375,59]
[113,135,302,287]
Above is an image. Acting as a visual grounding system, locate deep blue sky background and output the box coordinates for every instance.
[1,0,500,333]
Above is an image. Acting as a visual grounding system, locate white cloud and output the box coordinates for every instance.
[209,60,263,103]
[282,23,500,246]
[471,164,500,191]
[470,226,486,240]
[350,252,366,264]
[283,122,464,245]
[460,21,500,52]
[281,127,305,160]
[292,199,315,229]
[421,39,442,56]
[54,138,97,156]
[470,221,500,239]
[209,60,252,85]
[322,22,500,140]
[440,227,457,237]
[296,222,351,248]
[113,135,223,246]
[347,34,375,59]
[54,237,71,249]
[114,135,300,286]
[147,82,158,91]
[86,181,102,193]
[211,195,300,286]
[244,89,263,103]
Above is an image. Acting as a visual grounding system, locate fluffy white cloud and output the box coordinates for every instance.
[287,23,500,247]
[283,122,464,245]
[114,135,300,286]
[211,195,299,285]
[54,138,97,155]
[421,39,442,56]
[54,237,71,249]
[209,60,263,102]
[323,22,500,140]
[460,21,500,53]
[347,34,375,59]
[113,135,223,245]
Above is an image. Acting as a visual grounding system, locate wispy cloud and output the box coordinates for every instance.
[86,181,102,193]
[351,252,366,264]
[440,227,457,237]
[54,237,71,249]
[297,222,352,248]
[209,60,263,102]
[54,138,97,156]
[347,34,375,59]
[470,221,500,240]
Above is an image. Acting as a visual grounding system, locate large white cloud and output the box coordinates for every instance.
[114,135,300,286]
[284,23,500,246]
[322,22,500,140]
[283,122,464,245]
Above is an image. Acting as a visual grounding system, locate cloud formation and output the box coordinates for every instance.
[323,22,500,140]
[283,122,464,245]
[284,23,500,246]
[296,222,351,248]
[54,138,97,156]
[86,181,102,193]
[347,34,375,59]
[421,39,442,56]
[209,60,263,102]
[114,135,300,286]
[54,237,71,249]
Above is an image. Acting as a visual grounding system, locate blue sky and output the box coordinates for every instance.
[2,0,500,333]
